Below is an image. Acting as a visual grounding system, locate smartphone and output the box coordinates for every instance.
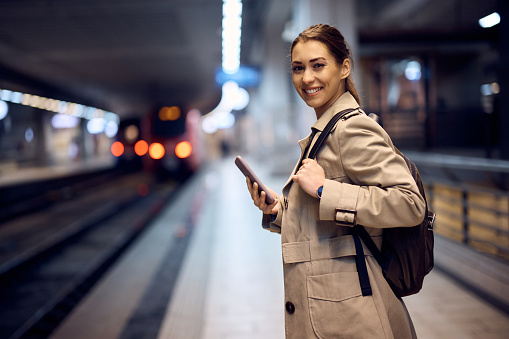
[234,156,275,204]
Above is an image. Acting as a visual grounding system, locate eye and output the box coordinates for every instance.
[313,63,325,69]
[292,65,303,72]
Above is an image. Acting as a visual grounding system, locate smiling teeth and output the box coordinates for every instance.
[305,88,322,94]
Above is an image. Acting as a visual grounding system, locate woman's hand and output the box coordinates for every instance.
[246,177,279,215]
[293,159,325,198]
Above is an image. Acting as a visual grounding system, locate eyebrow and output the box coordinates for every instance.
[292,57,327,64]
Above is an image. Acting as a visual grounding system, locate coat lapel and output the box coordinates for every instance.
[282,131,316,194]
[282,91,360,195]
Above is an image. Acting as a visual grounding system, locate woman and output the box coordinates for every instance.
[246,24,425,338]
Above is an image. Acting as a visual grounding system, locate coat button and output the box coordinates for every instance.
[285,301,295,314]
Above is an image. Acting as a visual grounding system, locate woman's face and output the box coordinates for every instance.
[291,40,350,118]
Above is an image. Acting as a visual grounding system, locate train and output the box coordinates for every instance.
[113,105,203,181]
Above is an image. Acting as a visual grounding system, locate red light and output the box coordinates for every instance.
[134,140,149,156]
[175,141,192,159]
[149,143,165,159]
[111,141,124,157]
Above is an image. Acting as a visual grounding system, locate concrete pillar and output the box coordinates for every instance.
[242,0,293,159]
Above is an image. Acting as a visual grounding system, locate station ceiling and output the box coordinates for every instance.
[0,0,498,119]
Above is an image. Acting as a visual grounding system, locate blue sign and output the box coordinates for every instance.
[215,66,261,88]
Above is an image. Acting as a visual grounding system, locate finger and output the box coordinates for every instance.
[247,178,256,200]
[260,191,267,204]
[251,183,260,206]
[246,177,252,193]
[253,182,259,196]
[264,200,278,214]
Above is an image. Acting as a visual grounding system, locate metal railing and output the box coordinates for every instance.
[425,182,509,260]
[405,151,509,261]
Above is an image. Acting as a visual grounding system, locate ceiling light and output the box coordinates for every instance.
[479,12,500,28]
[222,0,242,74]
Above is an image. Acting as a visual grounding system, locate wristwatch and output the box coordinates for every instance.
[317,186,323,199]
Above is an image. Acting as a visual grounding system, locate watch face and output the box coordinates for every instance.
[318,186,323,198]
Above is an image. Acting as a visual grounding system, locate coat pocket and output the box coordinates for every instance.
[307,272,385,339]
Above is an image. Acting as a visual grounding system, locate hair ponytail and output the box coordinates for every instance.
[346,76,361,105]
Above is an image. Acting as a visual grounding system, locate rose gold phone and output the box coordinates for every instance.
[234,156,275,204]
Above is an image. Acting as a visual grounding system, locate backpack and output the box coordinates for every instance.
[307,108,435,298]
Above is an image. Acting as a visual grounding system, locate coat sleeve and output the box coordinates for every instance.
[319,115,426,228]
[261,197,283,233]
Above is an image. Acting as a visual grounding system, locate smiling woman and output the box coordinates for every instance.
[243,24,426,339]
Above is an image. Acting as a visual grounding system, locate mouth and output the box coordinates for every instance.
[304,87,323,96]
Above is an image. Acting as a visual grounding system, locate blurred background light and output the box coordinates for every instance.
[0,88,119,126]
[222,0,242,74]
[215,65,261,88]
[202,115,219,134]
[24,127,34,143]
[104,121,119,138]
[135,140,149,156]
[175,141,192,159]
[481,82,500,96]
[87,117,106,134]
[149,143,165,159]
[84,107,97,120]
[125,125,139,143]
[479,12,500,28]
[111,141,124,157]
[405,60,422,81]
[232,86,250,110]
[159,106,181,121]
[201,80,247,134]
[10,91,22,104]
[0,100,8,120]
[187,109,201,123]
[58,101,68,114]
[51,113,80,129]
[73,104,85,117]
[0,89,11,101]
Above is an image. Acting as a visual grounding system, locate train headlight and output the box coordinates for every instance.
[111,141,124,157]
[135,140,149,156]
[149,143,165,160]
[175,141,192,159]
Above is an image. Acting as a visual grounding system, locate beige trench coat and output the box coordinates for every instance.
[263,92,426,338]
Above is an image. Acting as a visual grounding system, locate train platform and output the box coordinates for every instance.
[47,156,509,339]
[0,157,116,187]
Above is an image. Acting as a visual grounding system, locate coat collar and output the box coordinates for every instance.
[311,91,360,132]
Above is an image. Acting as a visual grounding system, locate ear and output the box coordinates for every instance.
[341,59,351,79]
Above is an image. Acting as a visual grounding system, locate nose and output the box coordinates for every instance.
[302,68,314,84]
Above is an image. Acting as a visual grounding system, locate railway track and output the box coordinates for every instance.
[0,173,179,339]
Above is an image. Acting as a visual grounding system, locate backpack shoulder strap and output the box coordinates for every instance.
[352,224,386,273]
[307,107,359,159]
[306,107,388,296]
